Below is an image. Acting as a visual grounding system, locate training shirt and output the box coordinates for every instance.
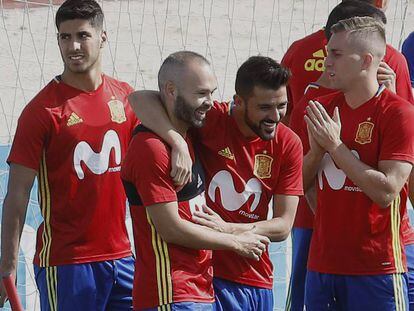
[7,75,138,266]
[121,126,214,309]
[281,29,328,115]
[192,101,303,289]
[306,88,414,275]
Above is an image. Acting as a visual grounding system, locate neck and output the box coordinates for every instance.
[343,75,379,109]
[61,63,103,92]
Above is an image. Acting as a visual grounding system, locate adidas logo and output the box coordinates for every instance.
[304,48,326,72]
[218,147,234,160]
[67,112,83,127]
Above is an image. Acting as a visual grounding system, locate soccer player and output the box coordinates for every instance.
[402,32,414,89]
[284,2,414,309]
[0,1,137,310]
[127,56,303,311]
[303,16,414,310]
[121,50,271,311]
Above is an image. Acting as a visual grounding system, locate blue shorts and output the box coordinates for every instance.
[406,244,414,311]
[305,271,408,311]
[212,277,273,311]
[34,256,134,311]
[286,227,313,311]
[141,302,213,311]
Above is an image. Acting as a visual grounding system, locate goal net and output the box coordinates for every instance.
[0,0,412,310]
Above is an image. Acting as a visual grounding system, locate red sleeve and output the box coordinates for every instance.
[379,102,414,164]
[123,135,177,206]
[393,55,414,105]
[385,47,414,104]
[7,103,51,170]
[275,128,304,195]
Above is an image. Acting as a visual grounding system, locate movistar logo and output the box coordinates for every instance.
[208,170,262,213]
[304,49,326,72]
[73,129,121,180]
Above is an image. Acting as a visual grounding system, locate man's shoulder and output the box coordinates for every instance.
[103,74,134,94]
[26,78,60,108]
[283,29,326,57]
[385,44,407,66]
[379,88,414,112]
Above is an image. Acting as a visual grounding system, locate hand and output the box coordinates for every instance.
[192,204,231,233]
[0,281,7,308]
[304,101,342,153]
[306,121,324,157]
[0,269,15,308]
[377,61,396,93]
[233,229,270,261]
[170,141,192,189]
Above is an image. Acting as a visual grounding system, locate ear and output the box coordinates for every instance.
[164,81,177,99]
[361,53,374,71]
[233,94,244,106]
[100,31,107,48]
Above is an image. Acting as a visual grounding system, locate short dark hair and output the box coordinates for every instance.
[325,0,386,39]
[55,0,104,30]
[235,56,290,101]
[158,50,210,93]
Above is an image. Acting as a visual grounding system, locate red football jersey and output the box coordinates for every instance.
[306,88,414,275]
[192,102,303,289]
[121,130,214,309]
[281,29,328,115]
[7,75,138,266]
[289,84,337,229]
[384,44,414,105]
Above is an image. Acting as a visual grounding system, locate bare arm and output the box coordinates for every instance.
[0,164,36,306]
[128,90,192,186]
[192,194,299,242]
[146,202,270,260]
[306,100,412,208]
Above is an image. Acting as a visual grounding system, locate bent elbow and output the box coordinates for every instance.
[376,192,400,209]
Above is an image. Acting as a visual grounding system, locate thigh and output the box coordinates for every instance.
[287,228,313,311]
[106,256,134,310]
[340,274,408,311]
[305,271,336,311]
[406,244,414,311]
[35,262,113,311]
[212,277,272,311]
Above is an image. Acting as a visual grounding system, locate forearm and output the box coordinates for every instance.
[303,151,324,191]
[330,143,399,207]
[230,219,292,242]
[129,90,185,148]
[164,219,239,251]
[0,195,29,273]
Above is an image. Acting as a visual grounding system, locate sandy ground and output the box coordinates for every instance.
[0,1,414,310]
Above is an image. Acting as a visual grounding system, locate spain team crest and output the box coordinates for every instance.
[253,154,273,179]
[108,98,127,124]
[355,121,374,145]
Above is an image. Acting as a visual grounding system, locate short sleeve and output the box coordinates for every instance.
[275,130,304,195]
[122,134,177,206]
[379,103,414,164]
[7,103,51,170]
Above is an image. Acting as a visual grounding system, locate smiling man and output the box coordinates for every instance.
[121,51,271,311]
[0,1,138,310]
[128,56,303,310]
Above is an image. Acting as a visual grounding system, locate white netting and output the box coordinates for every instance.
[0,0,412,310]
